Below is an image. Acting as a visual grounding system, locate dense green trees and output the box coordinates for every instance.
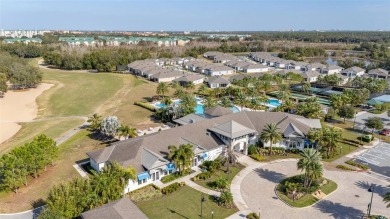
[0,43,43,58]
[338,105,355,123]
[45,162,136,218]
[296,97,323,119]
[365,117,384,133]
[0,135,58,193]
[0,52,42,91]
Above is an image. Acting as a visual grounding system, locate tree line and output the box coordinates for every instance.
[0,135,58,193]
[38,162,136,219]
[0,52,43,92]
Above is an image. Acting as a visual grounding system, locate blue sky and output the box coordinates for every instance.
[0,0,389,31]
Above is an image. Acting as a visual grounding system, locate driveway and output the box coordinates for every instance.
[240,160,389,219]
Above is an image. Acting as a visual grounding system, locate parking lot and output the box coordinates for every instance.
[355,142,390,177]
[352,111,390,131]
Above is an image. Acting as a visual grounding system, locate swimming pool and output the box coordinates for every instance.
[268,99,281,107]
[373,95,390,103]
[152,98,240,115]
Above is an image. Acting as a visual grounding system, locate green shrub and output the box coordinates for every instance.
[250,154,267,162]
[162,182,180,194]
[336,164,355,171]
[200,160,221,173]
[161,173,181,183]
[358,135,373,143]
[247,145,257,155]
[196,171,213,180]
[246,212,259,219]
[214,177,229,190]
[134,101,156,112]
[129,185,162,202]
[345,160,370,170]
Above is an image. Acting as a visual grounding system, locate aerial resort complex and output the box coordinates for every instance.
[1,1,390,218]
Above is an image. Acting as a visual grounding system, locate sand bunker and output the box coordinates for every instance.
[0,83,53,144]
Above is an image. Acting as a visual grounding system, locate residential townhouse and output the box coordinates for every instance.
[205,66,235,76]
[207,76,231,88]
[367,68,389,79]
[301,70,321,83]
[242,64,269,73]
[322,65,344,75]
[340,66,365,78]
[3,38,42,44]
[173,74,205,86]
[86,111,320,193]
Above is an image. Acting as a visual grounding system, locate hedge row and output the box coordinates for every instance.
[336,165,355,171]
[192,171,213,181]
[134,101,156,112]
[345,160,370,170]
[161,182,185,194]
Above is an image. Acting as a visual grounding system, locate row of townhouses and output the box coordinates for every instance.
[87,109,321,193]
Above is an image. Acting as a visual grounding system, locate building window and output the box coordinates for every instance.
[138,180,142,185]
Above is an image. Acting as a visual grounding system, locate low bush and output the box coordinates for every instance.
[250,154,267,162]
[358,135,373,143]
[134,101,156,112]
[336,165,355,171]
[199,159,221,173]
[129,185,162,202]
[247,145,257,155]
[161,173,182,183]
[192,171,213,181]
[345,160,370,170]
[246,212,259,219]
[162,182,181,195]
[214,177,229,190]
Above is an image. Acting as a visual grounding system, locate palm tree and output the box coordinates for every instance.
[322,127,342,158]
[171,80,180,90]
[156,82,169,98]
[260,123,282,155]
[180,93,197,115]
[203,96,217,109]
[234,91,247,111]
[302,82,311,95]
[173,87,186,99]
[277,84,290,101]
[297,149,323,188]
[117,125,137,139]
[221,145,238,176]
[329,94,344,112]
[168,144,194,176]
[162,96,173,106]
[307,128,323,152]
[220,96,232,108]
[197,84,207,97]
[282,99,296,113]
[87,113,102,131]
[185,82,195,91]
[220,191,234,208]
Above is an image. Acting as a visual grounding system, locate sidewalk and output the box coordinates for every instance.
[153,167,220,196]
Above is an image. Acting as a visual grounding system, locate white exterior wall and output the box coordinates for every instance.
[209,70,234,76]
[244,68,269,73]
[193,78,205,85]
[262,138,305,150]
[90,158,105,172]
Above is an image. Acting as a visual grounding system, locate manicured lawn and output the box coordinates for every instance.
[0,118,83,155]
[0,130,107,213]
[194,164,244,190]
[321,179,338,195]
[136,186,237,219]
[276,177,337,208]
[276,191,318,208]
[39,68,124,117]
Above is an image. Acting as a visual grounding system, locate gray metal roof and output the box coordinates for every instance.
[173,113,207,125]
[81,197,148,219]
[208,120,256,139]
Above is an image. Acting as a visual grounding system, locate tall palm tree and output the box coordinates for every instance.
[307,128,323,152]
[203,96,217,109]
[162,96,173,106]
[197,84,207,97]
[168,144,194,176]
[180,93,197,115]
[220,96,233,108]
[302,82,311,95]
[221,144,238,174]
[277,84,291,101]
[87,113,102,131]
[260,123,283,155]
[173,87,186,99]
[322,127,342,158]
[282,99,296,113]
[234,91,247,111]
[185,82,195,91]
[297,149,323,188]
[156,82,169,98]
[117,125,137,140]
[171,80,180,90]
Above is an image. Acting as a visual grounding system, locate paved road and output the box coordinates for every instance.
[237,160,389,219]
[0,118,89,219]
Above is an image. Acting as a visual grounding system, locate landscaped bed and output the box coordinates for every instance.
[276,175,337,208]
[136,186,238,219]
[192,164,244,191]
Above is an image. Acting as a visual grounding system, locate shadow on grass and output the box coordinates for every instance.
[167,208,190,219]
[314,200,364,218]
[87,131,118,144]
[31,198,45,209]
[354,180,390,197]
[254,168,286,183]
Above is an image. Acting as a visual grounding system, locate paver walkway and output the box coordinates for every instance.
[153,167,221,196]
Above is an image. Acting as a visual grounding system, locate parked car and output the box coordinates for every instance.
[379,129,390,136]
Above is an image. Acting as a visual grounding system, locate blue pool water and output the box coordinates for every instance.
[373,95,390,103]
[153,99,240,115]
[268,99,281,107]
